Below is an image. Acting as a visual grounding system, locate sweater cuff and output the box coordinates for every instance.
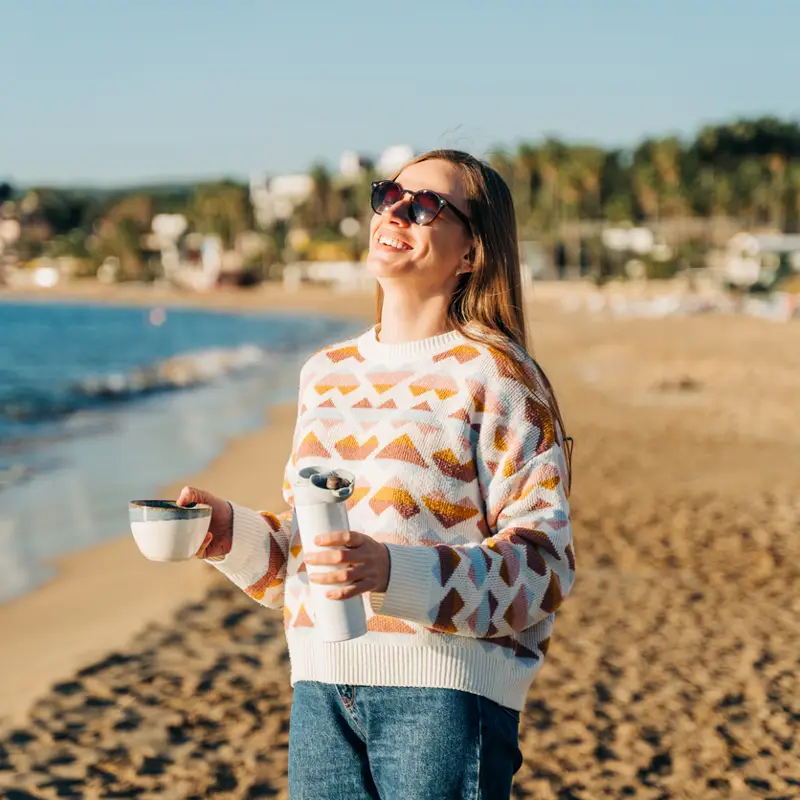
[370,544,437,624]
[206,503,269,582]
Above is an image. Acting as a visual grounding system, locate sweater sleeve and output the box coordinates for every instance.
[205,501,294,610]
[371,384,575,639]
[203,358,314,610]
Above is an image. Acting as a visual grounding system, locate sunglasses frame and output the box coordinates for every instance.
[371,180,472,234]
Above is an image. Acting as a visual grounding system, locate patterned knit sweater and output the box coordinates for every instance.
[209,326,575,711]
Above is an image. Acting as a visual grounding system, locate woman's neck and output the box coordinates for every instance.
[377,291,453,344]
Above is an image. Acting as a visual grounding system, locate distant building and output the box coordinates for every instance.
[250,173,314,228]
[151,213,188,244]
[376,145,415,178]
[601,226,654,255]
[723,231,800,289]
[339,151,373,182]
[0,218,21,247]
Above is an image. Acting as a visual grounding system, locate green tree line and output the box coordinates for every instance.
[3,116,800,279]
[488,116,800,235]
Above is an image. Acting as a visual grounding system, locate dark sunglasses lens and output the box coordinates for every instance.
[411,191,441,225]
[372,182,403,213]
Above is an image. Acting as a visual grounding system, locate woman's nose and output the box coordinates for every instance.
[383,197,411,226]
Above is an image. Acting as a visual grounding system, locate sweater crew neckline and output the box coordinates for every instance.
[358,326,467,362]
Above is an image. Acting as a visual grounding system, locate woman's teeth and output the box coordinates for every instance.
[378,235,411,251]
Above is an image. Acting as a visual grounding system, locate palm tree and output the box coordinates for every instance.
[783,163,800,233]
[731,159,767,226]
[766,153,787,230]
[568,146,606,220]
[651,137,688,218]
[191,182,250,249]
[632,159,660,221]
[307,164,336,230]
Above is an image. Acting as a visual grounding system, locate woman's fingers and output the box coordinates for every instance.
[326,584,367,600]
[314,530,363,548]
[303,532,385,600]
[305,547,361,566]
[194,532,213,559]
[308,566,364,586]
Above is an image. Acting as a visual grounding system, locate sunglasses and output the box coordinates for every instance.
[371,180,472,233]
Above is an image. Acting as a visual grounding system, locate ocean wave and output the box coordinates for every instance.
[0,463,34,488]
[0,344,271,426]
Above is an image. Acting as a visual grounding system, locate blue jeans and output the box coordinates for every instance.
[288,682,523,799]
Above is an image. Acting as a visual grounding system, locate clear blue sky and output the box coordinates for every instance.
[1,0,798,186]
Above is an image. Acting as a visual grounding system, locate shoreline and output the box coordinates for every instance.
[0,279,379,319]
[0,285,377,723]
[0,403,293,723]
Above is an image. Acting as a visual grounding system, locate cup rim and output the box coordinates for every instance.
[129,500,212,512]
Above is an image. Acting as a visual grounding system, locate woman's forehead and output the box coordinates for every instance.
[396,160,466,203]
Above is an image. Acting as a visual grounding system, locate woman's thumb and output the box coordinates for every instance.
[177,486,206,507]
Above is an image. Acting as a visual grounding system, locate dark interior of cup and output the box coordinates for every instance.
[129,500,211,520]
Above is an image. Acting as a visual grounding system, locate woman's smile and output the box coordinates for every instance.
[376,231,413,251]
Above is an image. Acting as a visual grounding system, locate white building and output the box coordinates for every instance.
[250,173,315,228]
[376,145,415,178]
[601,226,655,255]
[339,151,373,182]
[723,231,800,288]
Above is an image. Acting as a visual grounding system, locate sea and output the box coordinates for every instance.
[0,299,364,604]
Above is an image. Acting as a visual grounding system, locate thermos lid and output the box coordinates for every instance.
[296,466,322,486]
[294,466,355,502]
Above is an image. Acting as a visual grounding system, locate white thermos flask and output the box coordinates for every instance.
[293,466,368,642]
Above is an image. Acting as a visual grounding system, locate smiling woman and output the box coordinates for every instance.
[367,158,474,300]
[179,150,575,799]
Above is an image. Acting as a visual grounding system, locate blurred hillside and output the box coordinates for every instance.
[2,116,800,287]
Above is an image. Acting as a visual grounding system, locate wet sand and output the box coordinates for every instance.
[1,283,798,799]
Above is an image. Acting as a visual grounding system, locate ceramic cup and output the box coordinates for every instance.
[128,500,212,562]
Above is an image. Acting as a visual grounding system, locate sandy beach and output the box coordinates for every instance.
[1,281,798,799]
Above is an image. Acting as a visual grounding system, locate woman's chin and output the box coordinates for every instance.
[365,251,412,278]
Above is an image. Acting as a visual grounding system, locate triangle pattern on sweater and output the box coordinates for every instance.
[432,344,481,364]
[409,374,459,400]
[297,431,331,460]
[368,371,414,394]
[334,434,379,460]
[375,434,428,468]
[326,345,365,363]
[422,492,480,528]
[314,372,359,395]
[369,478,420,519]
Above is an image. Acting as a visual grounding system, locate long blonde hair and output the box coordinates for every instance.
[376,149,573,493]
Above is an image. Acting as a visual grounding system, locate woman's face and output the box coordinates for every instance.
[366,159,473,294]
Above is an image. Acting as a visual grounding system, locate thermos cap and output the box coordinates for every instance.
[294,466,355,502]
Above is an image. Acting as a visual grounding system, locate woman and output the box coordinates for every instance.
[179,150,575,799]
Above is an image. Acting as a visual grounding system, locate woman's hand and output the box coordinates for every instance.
[176,486,233,559]
[304,530,390,599]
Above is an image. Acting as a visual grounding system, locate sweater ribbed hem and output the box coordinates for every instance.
[286,632,537,712]
[370,543,438,620]
[206,503,268,584]
[358,326,467,363]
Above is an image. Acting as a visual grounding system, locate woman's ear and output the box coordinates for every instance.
[456,247,475,276]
